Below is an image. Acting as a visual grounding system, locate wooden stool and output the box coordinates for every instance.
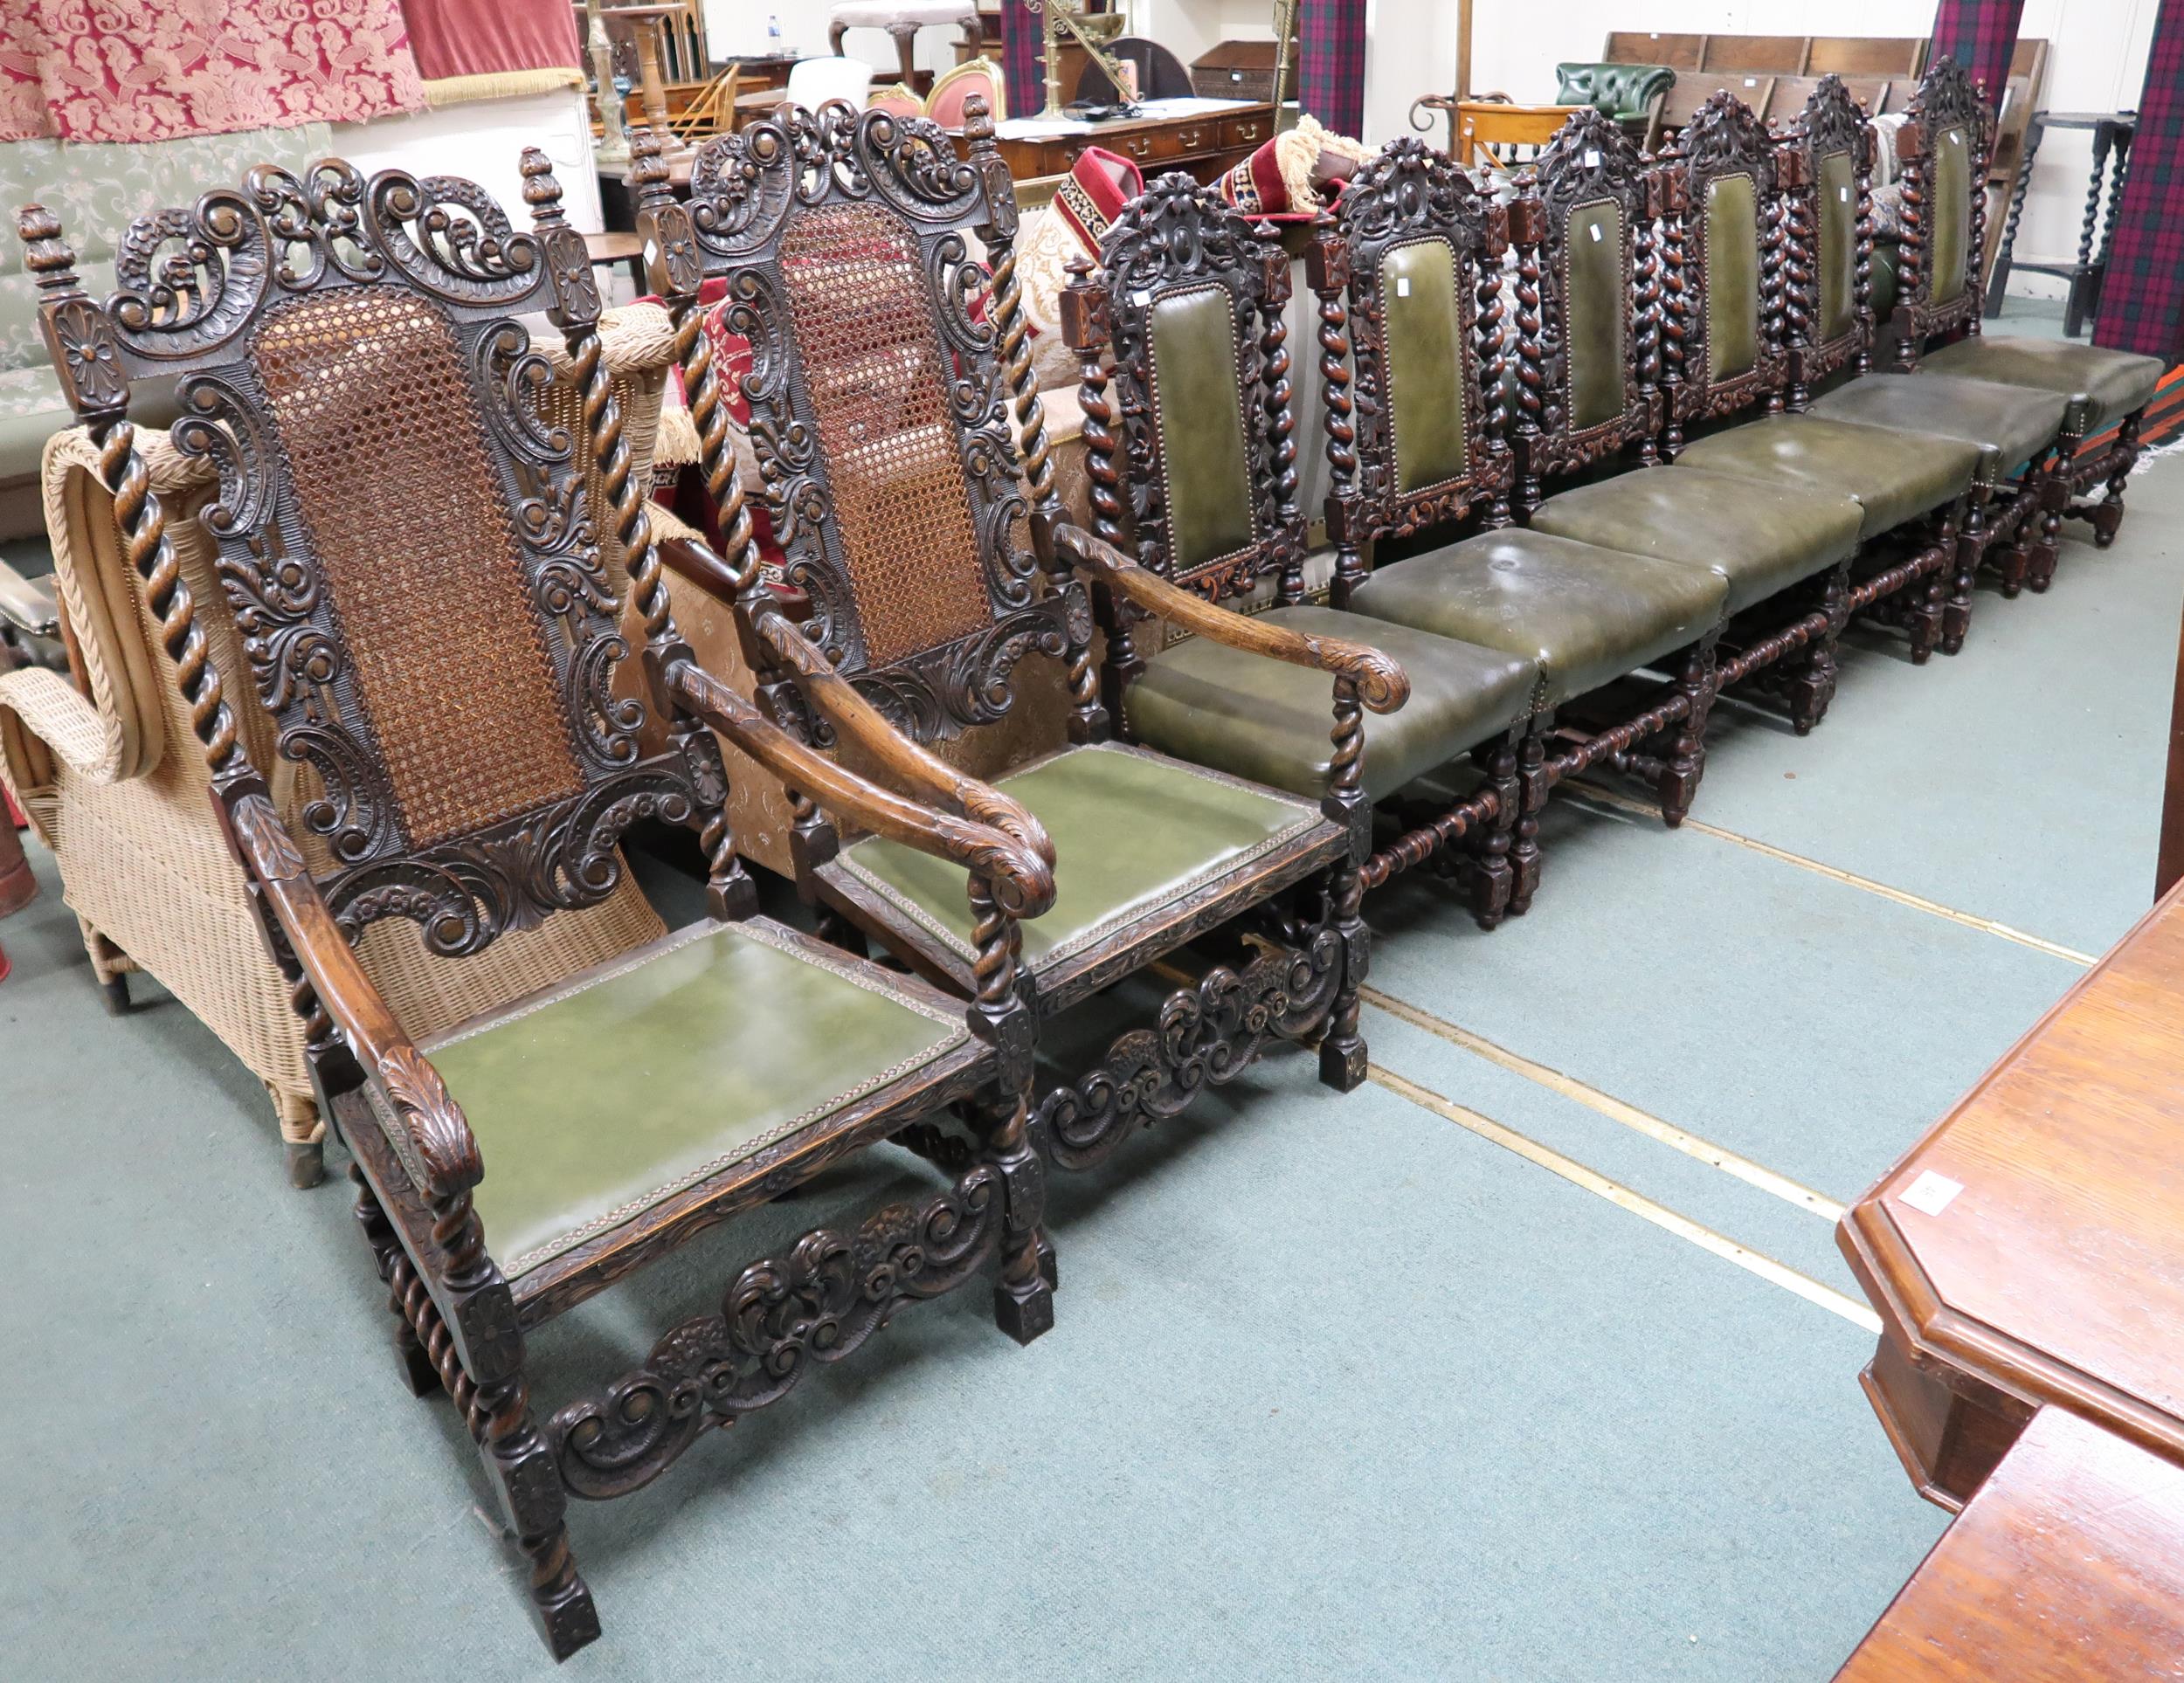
[826,1,977,86]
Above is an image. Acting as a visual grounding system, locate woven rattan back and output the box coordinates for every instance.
[1310,137,1510,587]
[25,162,715,957]
[679,107,1088,745]
[1076,174,1304,605]
[1506,108,1661,513]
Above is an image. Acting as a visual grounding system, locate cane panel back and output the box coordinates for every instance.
[1785,75,1877,392]
[681,107,1084,744]
[1508,109,1657,495]
[1315,138,1510,547]
[1063,176,1293,604]
[1671,91,1789,424]
[1889,58,1990,362]
[31,162,712,957]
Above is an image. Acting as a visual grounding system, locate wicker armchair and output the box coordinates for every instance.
[0,307,695,1185]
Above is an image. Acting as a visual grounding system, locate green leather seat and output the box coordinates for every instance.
[1673,416,1986,537]
[1526,465,1865,612]
[1123,605,1538,802]
[1346,527,1728,707]
[1553,61,1676,118]
[1808,372,2070,473]
[425,919,973,1279]
[1917,335,2165,433]
[840,741,1326,970]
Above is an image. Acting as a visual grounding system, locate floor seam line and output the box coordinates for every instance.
[1366,1063,1883,1335]
[1359,985,1843,1222]
[1561,780,2098,967]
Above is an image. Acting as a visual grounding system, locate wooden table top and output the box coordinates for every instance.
[1839,881,2184,1469]
[1836,1405,2184,1680]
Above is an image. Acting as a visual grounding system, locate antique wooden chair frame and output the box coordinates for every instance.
[1664,90,1978,684]
[20,152,1064,1659]
[1780,73,2052,607]
[1058,162,1537,923]
[655,105,1406,1181]
[1889,58,2141,570]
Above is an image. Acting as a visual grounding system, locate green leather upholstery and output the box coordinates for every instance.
[842,741,1324,969]
[1816,149,1857,343]
[1918,335,2166,433]
[1151,285,1256,575]
[1566,200,1627,433]
[1553,62,1676,117]
[1809,372,2068,472]
[1528,465,1863,612]
[1347,527,1727,707]
[1382,237,1469,492]
[1125,606,1537,802]
[1675,415,1985,537]
[1704,173,1759,384]
[428,920,971,1278]
[1870,240,1900,321]
[1931,125,1970,307]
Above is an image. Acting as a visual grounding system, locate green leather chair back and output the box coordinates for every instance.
[1313,137,1508,557]
[1929,123,1971,305]
[1149,284,1259,575]
[1564,199,1628,433]
[1553,62,1676,119]
[1090,174,1304,603]
[1702,172,1760,384]
[1815,148,1858,344]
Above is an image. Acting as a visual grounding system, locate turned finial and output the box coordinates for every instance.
[630,128,674,210]
[520,148,565,224]
[962,93,993,143]
[18,204,79,293]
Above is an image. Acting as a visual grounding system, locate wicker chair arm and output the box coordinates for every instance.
[1054,524,1412,714]
[0,560,59,640]
[667,656,1058,922]
[222,790,482,1199]
[743,604,1056,869]
[0,664,129,783]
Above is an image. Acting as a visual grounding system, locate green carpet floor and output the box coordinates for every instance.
[3,449,2179,1679]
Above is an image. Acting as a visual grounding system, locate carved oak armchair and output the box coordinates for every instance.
[21,154,1061,1659]
[657,103,1407,1173]
[1057,169,1541,929]
[1286,135,1726,907]
[1855,59,2163,571]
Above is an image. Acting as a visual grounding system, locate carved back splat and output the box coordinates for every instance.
[1506,108,1660,514]
[1309,137,1511,599]
[1889,57,1993,369]
[1073,173,1307,605]
[24,162,718,959]
[676,104,1095,746]
[1669,91,1791,432]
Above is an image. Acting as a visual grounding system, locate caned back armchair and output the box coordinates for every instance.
[663,105,1419,1148]
[20,150,1061,1659]
[0,294,688,1184]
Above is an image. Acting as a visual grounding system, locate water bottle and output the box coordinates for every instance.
[767,13,782,51]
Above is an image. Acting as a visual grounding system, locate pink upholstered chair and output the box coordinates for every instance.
[927,57,1003,130]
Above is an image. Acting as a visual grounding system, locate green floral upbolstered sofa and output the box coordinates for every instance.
[0,125,331,537]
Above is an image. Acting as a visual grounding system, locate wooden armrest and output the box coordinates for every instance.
[223,791,481,1200]
[0,560,59,640]
[1054,524,1411,714]
[657,535,746,602]
[667,657,1058,921]
[744,604,1055,868]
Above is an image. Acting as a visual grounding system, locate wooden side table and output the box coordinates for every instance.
[1986,110,2137,336]
[1839,879,2184,1513]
